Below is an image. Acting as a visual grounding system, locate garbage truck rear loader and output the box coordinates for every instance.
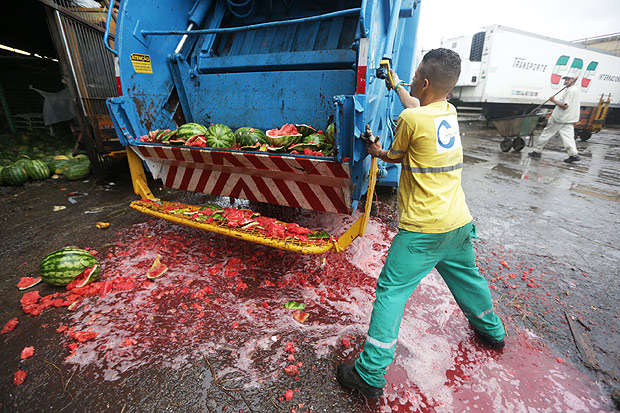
[105,0,420,253]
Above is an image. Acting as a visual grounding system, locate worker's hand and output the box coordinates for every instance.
[386,69,401,90]
[361,125,382,156]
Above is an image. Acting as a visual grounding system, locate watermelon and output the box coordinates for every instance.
[295,124,316,137]
[50,155,71,174]
[206,124,235,148]
[40,247,100,286]
[177,123,208,140]
[325,123,335,145]
[17,277,42,290]
[0,166,4,185]
[266,146,288,153]
[24,159,50,180]
[146,254,168,279]
[234,127,267,146]
[2,165,29,185]
[303,133,327,145]
[289,142,320,153]
[65,264,99,289]
[63,160,90,180]
[266,124,302,147]
[14,159,31,170]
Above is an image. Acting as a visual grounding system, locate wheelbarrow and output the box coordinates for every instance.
[492,84,572,152]
[492,114,540,152]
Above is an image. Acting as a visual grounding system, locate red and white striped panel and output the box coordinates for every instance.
[132,145,353,214]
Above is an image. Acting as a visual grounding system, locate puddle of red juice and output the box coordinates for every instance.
[47,211,610,412]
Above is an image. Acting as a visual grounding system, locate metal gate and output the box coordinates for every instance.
[39,0,120,174]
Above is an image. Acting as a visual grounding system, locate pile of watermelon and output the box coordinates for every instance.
[139,123,237,149]
[0,132,91,186]
[0,154,91,185]
[143,200,333,243]
[138,121,336,157]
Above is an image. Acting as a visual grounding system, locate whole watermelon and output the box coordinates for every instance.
[40,247,100,286]
[206,124,235,148]
[14,158,32,170]
[0,166,4,185]
[24,159,50,180]
[2,164,29,185]
[50,155,71,174]
[63,160,91,180]
[234,127,267,146]
[177,123,208,140]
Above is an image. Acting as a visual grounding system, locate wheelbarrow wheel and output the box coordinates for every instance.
[512,137,525,152]
[500,138,513,152]
[579,131,592,141]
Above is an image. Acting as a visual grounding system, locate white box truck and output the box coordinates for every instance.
[442,25,620,122]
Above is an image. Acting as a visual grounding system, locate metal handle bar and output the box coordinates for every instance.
[141,8,360,36]
[526,84,570,115]
[103,0,118,56]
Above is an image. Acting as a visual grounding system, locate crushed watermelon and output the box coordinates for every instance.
[20,346,34,359]
[13,370,27,386]
[266,123,299,137]
[1,318,19,334]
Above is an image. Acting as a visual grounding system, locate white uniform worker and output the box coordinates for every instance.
[529,76,581,163]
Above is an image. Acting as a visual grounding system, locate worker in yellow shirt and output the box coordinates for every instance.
[337,48,505,398]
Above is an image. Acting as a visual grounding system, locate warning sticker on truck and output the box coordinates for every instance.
[130,54,153,74]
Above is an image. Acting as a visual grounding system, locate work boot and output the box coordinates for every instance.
[336,364,384,398]
[528,151,541,158]
[473,329,505,349]
[564,155,581,163]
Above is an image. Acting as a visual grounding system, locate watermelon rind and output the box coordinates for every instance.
[289,143,320,152]
[265,133,302,147]
[177,123,208,140]
[295,124,316,137]
[24,159,50,181]
[205,124,235,148]
[325,123,335,145]
[266,145,288,153]
[234,127,267,146]
[40,247,100,286]
[303,133,327,145]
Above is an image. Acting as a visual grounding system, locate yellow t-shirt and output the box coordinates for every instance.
[387,101,472,233]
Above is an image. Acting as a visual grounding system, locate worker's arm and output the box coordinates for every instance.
[550,96,569,110]
[366,140,404,164]
[389,70,420,109]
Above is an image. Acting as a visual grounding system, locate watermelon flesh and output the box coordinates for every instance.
[66,264,99,290]
[17,277,41,290]
[146,254,168,279]
[265,124,302,147]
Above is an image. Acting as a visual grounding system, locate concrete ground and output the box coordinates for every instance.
[0,122,618,412]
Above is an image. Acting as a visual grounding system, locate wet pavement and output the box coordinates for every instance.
[1,123,619,412]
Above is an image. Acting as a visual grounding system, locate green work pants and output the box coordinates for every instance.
[355,222,505,388]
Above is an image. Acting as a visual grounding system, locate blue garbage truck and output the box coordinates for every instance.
[104,0,420,253]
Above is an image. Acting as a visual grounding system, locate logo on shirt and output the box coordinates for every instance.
[434,115,461,153]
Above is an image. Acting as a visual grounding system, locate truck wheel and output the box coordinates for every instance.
[512,137,525,152]
[579,131,592,141]
[500,138,512,152]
